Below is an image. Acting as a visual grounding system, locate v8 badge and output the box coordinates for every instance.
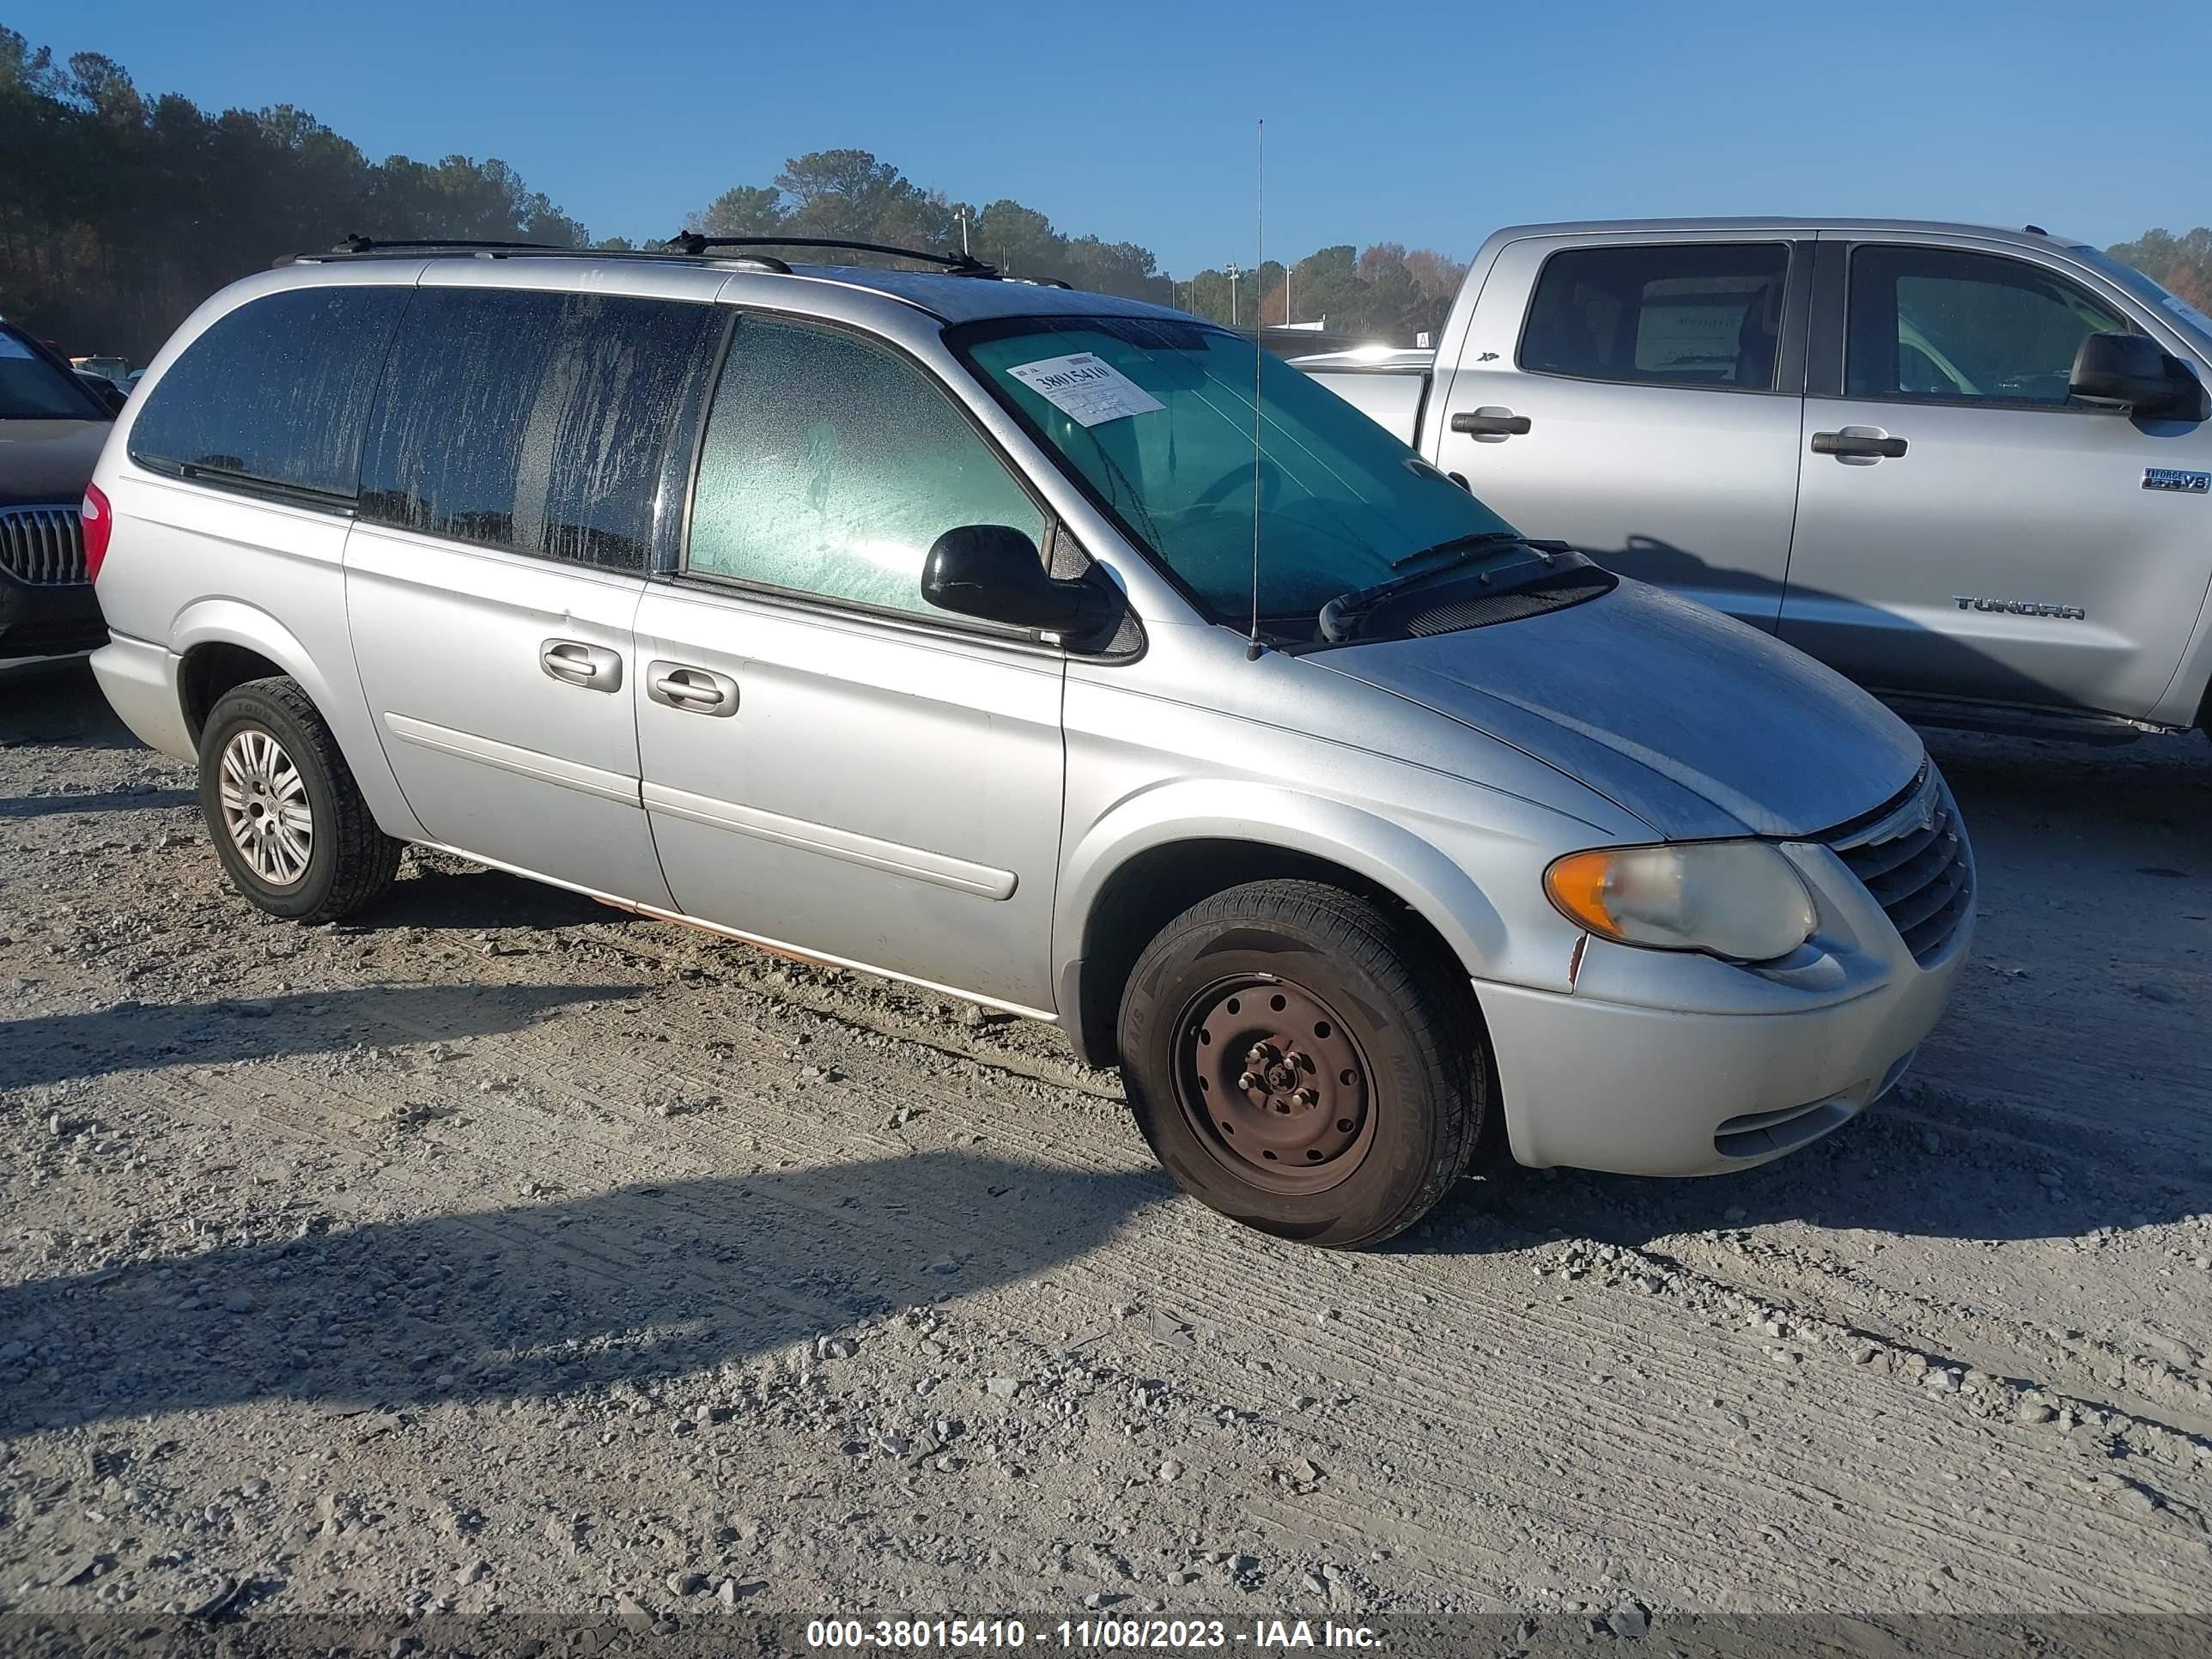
[2143,467,2211,493]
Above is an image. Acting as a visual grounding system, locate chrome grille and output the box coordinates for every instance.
[0,504,88,586]
[1824,766,1974,964]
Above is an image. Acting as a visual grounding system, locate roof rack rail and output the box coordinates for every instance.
[334,234,564,253]
[660,233,1000,277]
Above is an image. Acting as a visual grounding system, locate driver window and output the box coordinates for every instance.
[1845,246,2131,406]
[686,316,1046,616]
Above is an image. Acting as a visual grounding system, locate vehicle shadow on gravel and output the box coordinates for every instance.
[1422,1096,2208,1257]
[0,983,640,1090]
[0,659,143,751]
[0,1151,1163,1437]
[0,786,196,818]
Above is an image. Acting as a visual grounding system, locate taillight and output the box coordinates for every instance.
[82,482,112,582]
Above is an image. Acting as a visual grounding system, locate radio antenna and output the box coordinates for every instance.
[1246,118,1266,662]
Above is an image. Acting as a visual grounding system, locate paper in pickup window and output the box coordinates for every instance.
[1006,352,1164,427]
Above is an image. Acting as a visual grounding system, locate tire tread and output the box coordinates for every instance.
[204,676,401,923]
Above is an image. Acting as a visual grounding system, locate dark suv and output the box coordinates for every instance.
[1,321,112,660]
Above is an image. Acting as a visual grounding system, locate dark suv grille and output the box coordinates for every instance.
[1823,767,1974,964]
[0,505,88,586]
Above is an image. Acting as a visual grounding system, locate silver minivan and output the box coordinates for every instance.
[86,239,1974,1247]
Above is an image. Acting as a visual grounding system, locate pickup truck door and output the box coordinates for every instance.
[1429,233,1809,630]
[633,312,1066,1014]
[1780,234,2212,722]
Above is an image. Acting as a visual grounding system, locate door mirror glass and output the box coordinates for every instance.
[2069,331,2188,412]
[921,524,1098,632]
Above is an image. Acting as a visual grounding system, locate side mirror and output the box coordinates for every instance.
[921,524,1110,636]
[76,372,127,416]
[2069,331,2191,414]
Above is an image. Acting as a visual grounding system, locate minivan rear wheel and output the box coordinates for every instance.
[198,677,401,922]
[1117,878,1484,1249]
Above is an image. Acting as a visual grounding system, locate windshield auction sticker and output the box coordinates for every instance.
[1006,352,1164,427]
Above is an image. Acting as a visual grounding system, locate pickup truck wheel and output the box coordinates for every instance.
[198,677,401,923]
[1118,878,1483,1249]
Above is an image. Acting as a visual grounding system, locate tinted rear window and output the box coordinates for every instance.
[1520,243,1790,390]
[359,287,718,572]
[130,286,407,496]
[2,329,109,420]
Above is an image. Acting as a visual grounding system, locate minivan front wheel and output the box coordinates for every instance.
[1118,878,1484,1249]
[198,677,401,922]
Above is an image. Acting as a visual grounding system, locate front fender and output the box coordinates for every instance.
[1053,779,1517,1065]
[171,597,425,842]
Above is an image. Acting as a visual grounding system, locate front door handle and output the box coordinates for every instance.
[1811,428,1908,460]
[540,639,623,691]
[1450,407,1533,440]
[647,661,738,717]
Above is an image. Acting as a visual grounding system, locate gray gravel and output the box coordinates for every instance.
[2,659,2211,1626]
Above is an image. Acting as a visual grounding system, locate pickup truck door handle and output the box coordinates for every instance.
[1450,408,1533,439]
[539,639,623,692]
[1811,428,1908,460]
[647,661,738,717]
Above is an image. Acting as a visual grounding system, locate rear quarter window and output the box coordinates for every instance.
[129,286,409,499]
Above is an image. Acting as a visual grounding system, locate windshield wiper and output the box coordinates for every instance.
[1318,533,1551,642]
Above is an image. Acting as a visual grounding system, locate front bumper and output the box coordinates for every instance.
[0,570,106,661]
[1480,836,1974,1176]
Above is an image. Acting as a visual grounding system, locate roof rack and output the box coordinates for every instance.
[659,233,1000,277]
[276,236,795,272]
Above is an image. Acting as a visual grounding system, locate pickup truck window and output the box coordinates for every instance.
[1519,244,1788,391]
[957,316,1516,637]
[1844,246,2130,407]
[687,316,1046,617]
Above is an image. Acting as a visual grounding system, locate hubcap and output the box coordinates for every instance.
[218,728,313,887]
[1174,975,1374,1194]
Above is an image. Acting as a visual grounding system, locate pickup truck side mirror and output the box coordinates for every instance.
[921,524,1112,637]
[2069,331,2198,416]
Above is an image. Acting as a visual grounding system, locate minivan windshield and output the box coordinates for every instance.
[0,328,107,420]
[956,316,1524,640]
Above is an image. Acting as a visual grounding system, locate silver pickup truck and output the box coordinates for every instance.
[1298,218,2212,743]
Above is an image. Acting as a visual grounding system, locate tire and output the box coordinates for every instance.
[198,676,401,923]
[1117,878,1485,1249]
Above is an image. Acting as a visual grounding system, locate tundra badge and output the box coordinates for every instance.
[2143,467,2210,493]
[1952,596,2087,620]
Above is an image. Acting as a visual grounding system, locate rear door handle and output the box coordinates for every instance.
[1450,407,1532,439]
[540,639,623,691]
[647,661,738,717]
[1811,429,1908,459]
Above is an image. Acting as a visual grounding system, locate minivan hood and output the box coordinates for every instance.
[0,419,110,507]
[1315,579,1924,841]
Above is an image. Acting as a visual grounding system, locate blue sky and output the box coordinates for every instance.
[22,0,2212,275]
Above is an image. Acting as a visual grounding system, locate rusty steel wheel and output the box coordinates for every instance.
[1175,975,1376,1194]
[1118,878,1486,1250]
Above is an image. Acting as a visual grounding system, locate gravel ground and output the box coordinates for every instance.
[2,657,2210,1639]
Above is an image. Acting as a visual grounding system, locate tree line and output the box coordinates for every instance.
[0,32,1471,359]
[5,29,2207,363]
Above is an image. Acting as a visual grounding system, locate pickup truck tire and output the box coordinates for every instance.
[1118,878,1484,1249]
[198,677,401,924]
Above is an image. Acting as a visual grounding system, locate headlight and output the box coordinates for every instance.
[1544,840,1816,963]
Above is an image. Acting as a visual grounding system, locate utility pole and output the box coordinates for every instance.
[1226,259,1239,327]
[1285,264,1293,327]
[954,208,969,255]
